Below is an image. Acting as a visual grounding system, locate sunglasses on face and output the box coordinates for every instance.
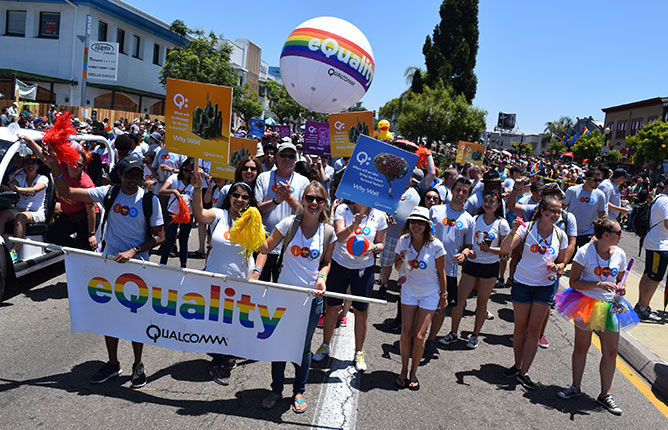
[231,192,250,201]
[278,153,296,159]
[304,195,326,204]
[544,208,562,216]
[242,165,257,172]
[425,195,440,200]
[607,229,622,236]
[587,177,601,183]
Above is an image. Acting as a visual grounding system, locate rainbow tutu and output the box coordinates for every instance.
[554,288,640,332]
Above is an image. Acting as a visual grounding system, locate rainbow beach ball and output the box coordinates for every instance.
[280,16,374,113]
[347,235,370,257]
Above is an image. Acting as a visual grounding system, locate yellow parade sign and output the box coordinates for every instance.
[328,111,374,157]
[210,136,257,180]
[455,141,486,166]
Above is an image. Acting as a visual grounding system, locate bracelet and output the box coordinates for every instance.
[252,267,262,274]
[440,292,448,298]
[55,172,63,179]
[88,232,96,237]
[272,197,279,205]
[193,186,202,190]
[317,273,327,280]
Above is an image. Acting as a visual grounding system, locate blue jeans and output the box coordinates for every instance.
[270,297,323,396]
[159,216,193,267]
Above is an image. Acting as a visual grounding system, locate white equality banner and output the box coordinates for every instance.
[65,253,312,364]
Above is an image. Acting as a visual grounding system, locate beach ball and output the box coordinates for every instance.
[346,235,370,257]
[280,16,374,113]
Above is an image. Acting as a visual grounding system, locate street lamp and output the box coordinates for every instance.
[601,126,611,157]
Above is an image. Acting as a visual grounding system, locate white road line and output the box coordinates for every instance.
[312,313,359,430]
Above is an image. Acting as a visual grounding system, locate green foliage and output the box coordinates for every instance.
[571,129,604,161]
[378,97,402,132]
[410,70,424,93]
[606,149,622,163]
[235,84,263,126]
[542,116,574,145]
[511,140,533,155]
[169,19,188,37]
[547,139,567,156]
[263,81,327,123]
[422,0,479,102]
[397,81,486,145]
[347,101,367,112]
[626,120,668,165]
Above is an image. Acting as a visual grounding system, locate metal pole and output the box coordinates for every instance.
[80,15,91,107]
[10,237,387,305]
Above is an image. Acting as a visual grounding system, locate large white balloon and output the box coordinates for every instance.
[280,16,374,114]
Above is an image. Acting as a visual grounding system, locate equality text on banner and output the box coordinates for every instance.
[64,252,312,364]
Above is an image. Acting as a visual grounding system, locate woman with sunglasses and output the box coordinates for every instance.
[394,206,447,390]
[159,157,195,267]
[191,164,258,386]
[446,191,509,349]
[218,156,263,206]
[253,181,335,414]
[0,154,49,262]
[499,195,568,390]
[555,217,639,415]
[421,187,442,209]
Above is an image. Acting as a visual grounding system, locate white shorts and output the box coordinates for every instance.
[401,285,439,310]
[7,207,46,223]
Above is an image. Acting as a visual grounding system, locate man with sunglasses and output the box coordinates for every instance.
[562,168,607,249]
[254,140,309,282]
[598,168,629,221]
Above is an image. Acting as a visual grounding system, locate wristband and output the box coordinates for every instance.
[317,273,327,280]
[272,197,279,205]
[55,172,63,179]
[193,186,202,190]
[88,232,96,237]
[440,292,448,298]
[253,267,262,274]
[346,225,354,233]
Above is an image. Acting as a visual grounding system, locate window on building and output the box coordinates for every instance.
[39,12,60,38]
[132,35,141,58]
[98,21,107,41]
[6,10,26,36]
[615,120,627,139]
[117,29,126,54]
[630,118,643,136]
[647,116,658,124]
[153,43,160,65]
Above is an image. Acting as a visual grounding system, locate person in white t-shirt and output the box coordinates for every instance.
[254,142,309,282]
[44,153,164,390]
[254,181,335,414]
[499,195,569,390]
[393,206,447,390]
[158,158,195,267]
[0,155,49,262]
[635,178,668,321]
[555,217,639,415]
[444,191,510,350]
[562,168,607,248]
[312,201,387,372]
[192,168,258,386]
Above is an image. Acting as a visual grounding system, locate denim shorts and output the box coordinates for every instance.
[326,259,374,311]
[644,250,668,282]
[511,281,555,306]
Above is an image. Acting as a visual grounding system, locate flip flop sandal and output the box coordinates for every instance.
[292,395,308,414]
[261,392,281,410]
[408,379,420,391]
[395,376,408,389]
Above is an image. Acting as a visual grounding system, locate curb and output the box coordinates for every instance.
[618,330,668,401]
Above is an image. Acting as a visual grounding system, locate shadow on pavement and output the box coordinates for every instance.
[3,261,65,302]
[454,363,518,391]
[490,291,512,305]
[357,369,400,392]
[523,383,600,420]
[23,282,68,302]
[498,308,515,323]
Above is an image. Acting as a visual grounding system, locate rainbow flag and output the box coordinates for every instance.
[551,133,557,140]
[568,134,579,146]
[582,127,590,136]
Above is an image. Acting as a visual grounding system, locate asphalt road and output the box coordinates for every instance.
[0,233,666,429]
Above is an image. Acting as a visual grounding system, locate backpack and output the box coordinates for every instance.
[277,214,335,271]
[100,185,155,248]
[632,196,662,255]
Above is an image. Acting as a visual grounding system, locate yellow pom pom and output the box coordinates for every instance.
[229,207,267,262]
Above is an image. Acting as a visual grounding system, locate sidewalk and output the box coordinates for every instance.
[559,270,668,401]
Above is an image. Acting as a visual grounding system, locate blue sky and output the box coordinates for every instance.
[133,0,668,134]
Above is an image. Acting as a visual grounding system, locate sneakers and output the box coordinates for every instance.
[210,363,231,386]
[317,315,325,328]
[313,343,330,362]
[486,310,494,320]
[494,278,505,288]
[466,335,479,349]
[438,332,458,346]
[597,394,622,415]
[634,304,661,321]
[539,335,549,349]
[224,357,237,370]
[9,249,18,264]
[558,385,581,399]
[338,314,348,327]
[354,350,367,372]
[377,284,388,300]
[424,339,439,358]
[516,373,537,390]
[131,362,147,388]
[89,361,121,384]
[503,365,520,378]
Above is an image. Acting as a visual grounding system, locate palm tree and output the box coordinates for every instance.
[542,116,574,144]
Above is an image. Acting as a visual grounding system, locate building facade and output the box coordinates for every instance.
[0,0,188,113]
[602,97,668,152]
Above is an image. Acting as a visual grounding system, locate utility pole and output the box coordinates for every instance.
[79,15,92,107]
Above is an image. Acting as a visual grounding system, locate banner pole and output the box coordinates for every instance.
[10,238,387,305]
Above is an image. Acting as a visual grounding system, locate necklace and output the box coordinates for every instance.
[409,237,425,271]
[594,242,613,281]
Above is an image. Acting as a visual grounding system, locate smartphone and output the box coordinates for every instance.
[388,215,396,224]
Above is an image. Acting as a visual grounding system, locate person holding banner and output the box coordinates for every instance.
[191,166,258,385]
[43,153,165,389]
[159,158,195,268]
[313,200,387,372]
[253,181,335,414]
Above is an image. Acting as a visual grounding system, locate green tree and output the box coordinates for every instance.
[235,84,264,126]
[571,129,604,161]
[422,0,479,102]
[264,80,303,122]
[511,140,533,155]
[606,149,622,163]
[347,101,367,112]
[379,97,402,132]
[169,19,188,37]
[397,81,486,146]
[542,116,574,146]
[626,120,668,165]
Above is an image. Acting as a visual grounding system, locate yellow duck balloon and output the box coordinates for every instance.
[378,119,394,142]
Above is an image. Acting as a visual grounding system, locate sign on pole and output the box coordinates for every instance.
[455,141,486,166]
[303,121,330,156]
[87,42,119,81]
[210,136,257,179]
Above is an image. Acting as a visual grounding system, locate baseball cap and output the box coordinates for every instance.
[280,136,292,144]
[411,168,424,182]
[482,169,501,182]
[150,131,163,142]
[256,146,265,157]
[117,156,143,174]
[277,141,297,154]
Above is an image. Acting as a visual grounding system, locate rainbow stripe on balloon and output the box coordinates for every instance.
[280,27,374,90]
